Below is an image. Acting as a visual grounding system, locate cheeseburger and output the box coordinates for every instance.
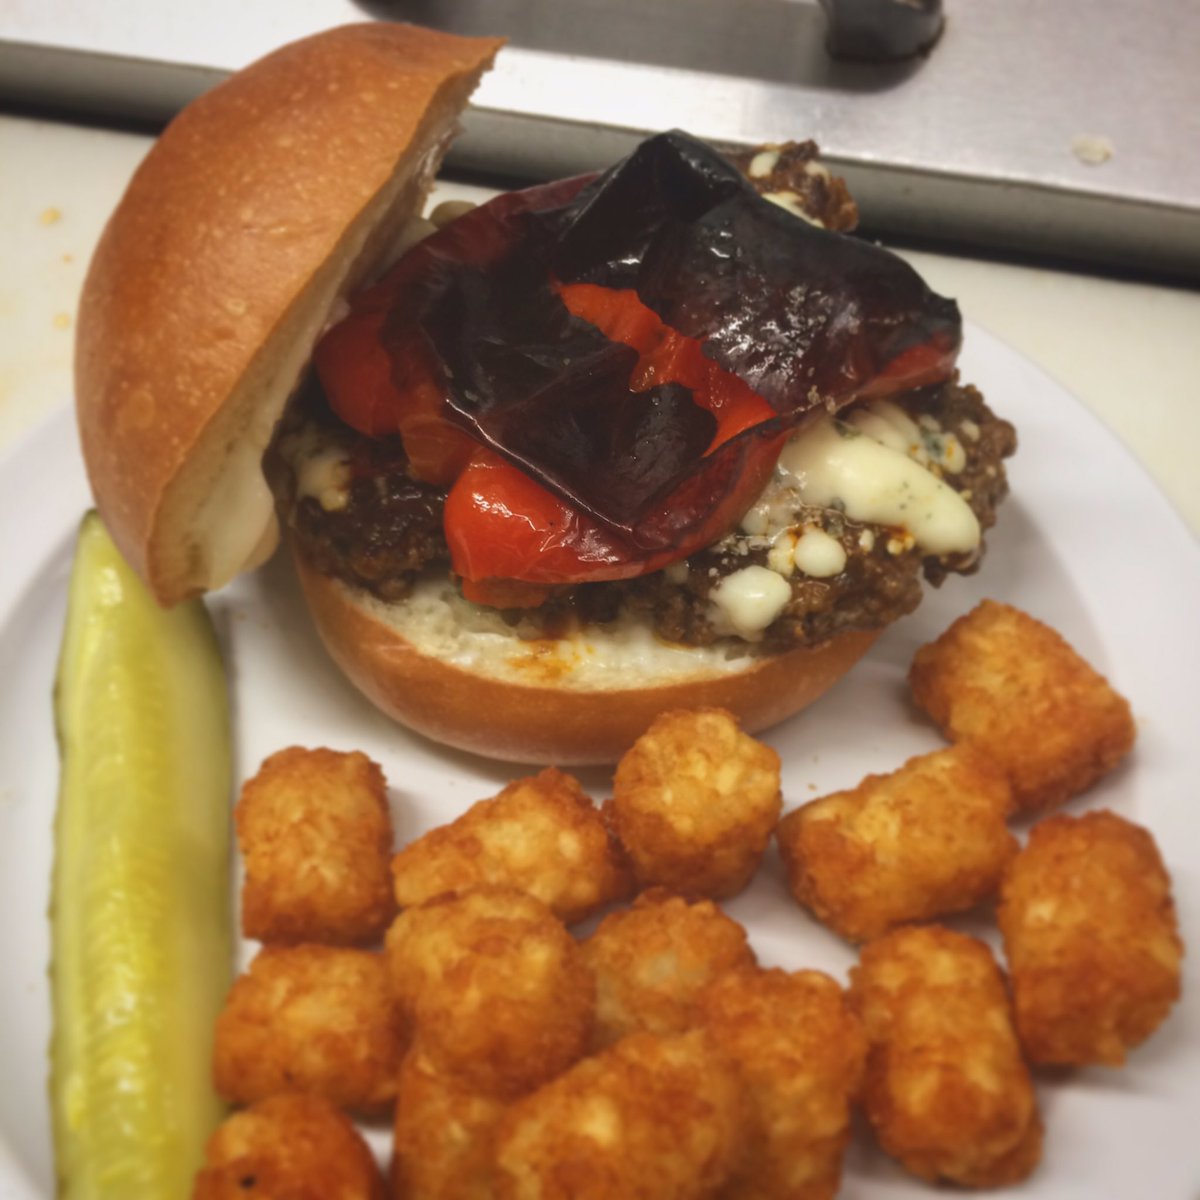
[76,24,1015,763]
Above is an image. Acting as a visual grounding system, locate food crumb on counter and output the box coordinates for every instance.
[1071,134,1115,165]
[53,313,71,331]
[39,206,62,225]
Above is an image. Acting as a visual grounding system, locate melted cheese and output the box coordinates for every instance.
[776,417,980,556]
[296,446,351,511]
[748,149,780,178]
[287,425,352,512]
[710,565,792,640]
[762,192,824,227]
[792,526,847,577]
[765,525,846,578]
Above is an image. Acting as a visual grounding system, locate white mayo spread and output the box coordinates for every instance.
[774,416,980,557]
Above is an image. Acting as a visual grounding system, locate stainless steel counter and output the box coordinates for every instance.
[2,1,1199,277]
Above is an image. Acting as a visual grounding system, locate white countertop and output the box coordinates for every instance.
[2,111,1198,533]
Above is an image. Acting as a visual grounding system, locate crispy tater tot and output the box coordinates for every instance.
[385,884,594,1098]
[391,767,633,924]
[581,888,756,1049]
[236,746,395,944]
[193,1092,386,1200]
[391,1048,506,1200]
[609,708,781,899]
[492,1030,748,1200]
[698,968,866,1200]
[850,925,1042,1188]
[909,600,1135,812]
[213,945,405,1115]
[776,745,1017,942]
[998,810,1183,1066]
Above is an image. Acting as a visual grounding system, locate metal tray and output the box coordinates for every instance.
[2,0,1197,278]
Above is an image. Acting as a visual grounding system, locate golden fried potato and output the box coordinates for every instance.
[391,767,633,924]
[776,745,1017,942]
[385,884,594,1098]
[193,1092,385,1199]
[998,810,1183,1066]
[850,925,1042,1188]
[492,1030,748,1200]
[213,945,405,1115]
[909,600,1135,812]
[193,1093,386,1200]
[236,746,395,944]
[581,889,756,1049]
[698,968,866,1200]
[391,1048,506,1200]
[609,708,781,899]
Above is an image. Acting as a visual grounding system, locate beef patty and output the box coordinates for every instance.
[264,375,1015,651]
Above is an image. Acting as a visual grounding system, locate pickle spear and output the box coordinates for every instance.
[50,511,232,1199]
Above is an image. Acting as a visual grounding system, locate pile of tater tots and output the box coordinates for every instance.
[192,600,1183,1199]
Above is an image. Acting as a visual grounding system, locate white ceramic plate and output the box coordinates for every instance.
[1,325,1197,1199]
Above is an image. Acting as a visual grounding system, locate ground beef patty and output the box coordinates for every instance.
[725,140,860,233]
[263,383,446,603]
[265,377,1015,651]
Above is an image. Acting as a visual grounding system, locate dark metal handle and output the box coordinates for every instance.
[818,0,945,61]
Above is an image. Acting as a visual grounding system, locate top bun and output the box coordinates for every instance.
[75,23,503,604]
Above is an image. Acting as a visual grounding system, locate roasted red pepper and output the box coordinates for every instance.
[315,310,476,485]
[436,283,788,590]
[312,132,962,599]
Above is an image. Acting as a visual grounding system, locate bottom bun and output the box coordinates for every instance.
[293,552,881,765]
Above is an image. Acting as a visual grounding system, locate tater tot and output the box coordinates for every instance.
[385,884,594,1098]
[236,746,395,944]
[909,600,1135,812]
[193,1093,386,1200]
[776,745,1017,942]
[213,945,405,1115]
[581,888,756,1049]
[492,1030,748,1200]
[698,968,866,1200]
[850,926,1042,1188]
[391,767,633,924]
[392,1048,506,1200]
[998,810,1183,1066]
[609,708,781,899]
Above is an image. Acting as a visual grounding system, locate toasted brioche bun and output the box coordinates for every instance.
[293,552,880,764]
[75,23,502,604]
[76,26,885,763]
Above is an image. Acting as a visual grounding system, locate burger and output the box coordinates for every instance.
[76,23,1015,764]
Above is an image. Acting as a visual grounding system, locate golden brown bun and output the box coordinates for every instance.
[75,23,503,604]
[294,551,881,765]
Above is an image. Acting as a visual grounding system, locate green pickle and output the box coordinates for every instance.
[50,512,233,1199]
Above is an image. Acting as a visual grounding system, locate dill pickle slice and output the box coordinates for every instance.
[50,512,233,1200]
